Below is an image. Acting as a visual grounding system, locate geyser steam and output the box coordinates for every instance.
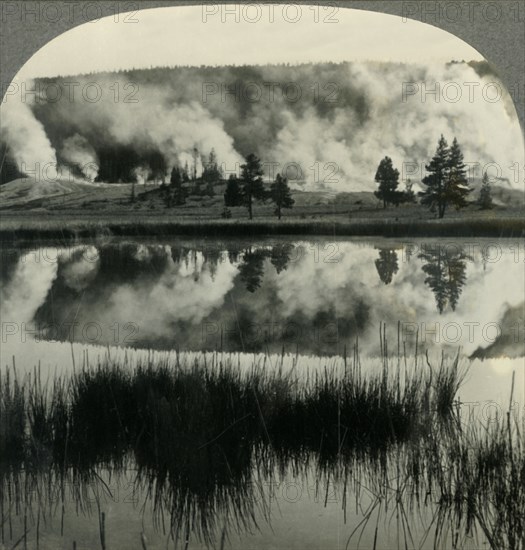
[1,62,523,191]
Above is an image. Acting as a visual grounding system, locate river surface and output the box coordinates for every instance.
[0,236,523,549]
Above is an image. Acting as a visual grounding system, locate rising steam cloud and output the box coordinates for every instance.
[60,134,99,181]
[0,61,523,190]
[0,80,58,178]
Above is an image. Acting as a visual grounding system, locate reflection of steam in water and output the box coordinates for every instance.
[0,248,58,325]
[0,240,523,358]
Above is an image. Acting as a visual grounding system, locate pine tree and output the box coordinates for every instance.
[202,148,222,196]
[170,165,186,206]
[224,174,242,206]
[170,165,182,186]
[374,156,402,208]
[202,148,222,183]
[445,137,471,212]
[478,171,493,210]
[191,145,199,181]
[419,135,449,218]
[204,181,215,197]
[240,153,266,219]
[269,174,294,219]
[419,135,471,218]
[182,161,190,182]
[402,178,417,204]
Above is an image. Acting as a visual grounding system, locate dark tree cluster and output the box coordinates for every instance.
[478,171,493,210]
[95,145,167,184]
[163,147,294,218]
[374,136,472,219]
[374,157,416,208]
[419,135,471,218]
[163,147,224,207]
[223,153,294,220]
[163,165,188,207]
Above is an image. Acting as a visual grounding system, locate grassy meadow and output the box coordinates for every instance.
[1,178,524,241]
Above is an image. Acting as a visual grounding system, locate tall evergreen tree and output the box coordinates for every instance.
[478,171,493,210]
[374,156,402,208]
[224,174,243,206]
[182,161,190,182]
[402,178,417,204]
[169,165,186,206]
[191,145,199,181]
[201,148,221,196]
[269,174,294,219]
[170,165,182,186]
[202,148,222,183]
[419,135,470,218]
[445,137,471,212]
[240,153,266,219]
[419,135,449,218]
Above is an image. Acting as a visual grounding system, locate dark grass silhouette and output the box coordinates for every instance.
[0,350,522,549]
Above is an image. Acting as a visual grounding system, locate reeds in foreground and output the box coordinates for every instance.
[0,347,522,549]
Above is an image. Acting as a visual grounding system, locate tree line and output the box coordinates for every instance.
[161,148,294,220]
[374,135,494,218]
[222,153,294,220]
[158,135,494,221]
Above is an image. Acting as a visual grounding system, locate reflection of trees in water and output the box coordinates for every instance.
[374,248,399,285]
[419,246,468,314]
[7,242,372,354]
[269,243,294,274]
[5,241,477,354]
[0,248,21,285]
[238,248,267,293]
[237,243,294,293]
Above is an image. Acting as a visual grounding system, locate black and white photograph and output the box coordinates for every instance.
[0,2,524,549]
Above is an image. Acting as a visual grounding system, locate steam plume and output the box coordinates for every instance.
[1,62,523,191]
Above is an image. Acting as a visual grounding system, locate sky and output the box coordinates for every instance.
[15,5,484,79]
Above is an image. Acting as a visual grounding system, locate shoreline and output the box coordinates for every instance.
[0,215,524,241]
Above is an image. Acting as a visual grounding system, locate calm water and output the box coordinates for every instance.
[1,237,524,357]
[1,237,523,549]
